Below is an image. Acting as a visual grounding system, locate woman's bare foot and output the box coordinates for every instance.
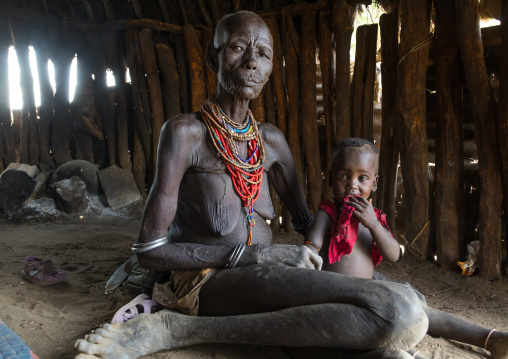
[74,310,184,359]
[487,330,508,359]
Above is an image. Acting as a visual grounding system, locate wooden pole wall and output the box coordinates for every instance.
[377,8,399,237]
[456,0,503,280]
[434,0,465,270]
[397,0,432,259]
[498,0,508,277]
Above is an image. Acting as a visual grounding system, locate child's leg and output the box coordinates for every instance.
[425,306,508,358]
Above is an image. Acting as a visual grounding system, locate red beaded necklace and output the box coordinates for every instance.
[201,97,265,245]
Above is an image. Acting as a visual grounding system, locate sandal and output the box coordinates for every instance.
[20,256,68,286]
[111,294,163,323]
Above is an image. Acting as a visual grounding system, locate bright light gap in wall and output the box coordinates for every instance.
[8,46,120,111]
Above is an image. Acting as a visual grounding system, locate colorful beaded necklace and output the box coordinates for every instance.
[201,97,265,245]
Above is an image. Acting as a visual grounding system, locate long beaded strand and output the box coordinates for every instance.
[201,97,265,245]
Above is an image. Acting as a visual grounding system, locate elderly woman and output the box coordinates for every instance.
[74,11,428,359]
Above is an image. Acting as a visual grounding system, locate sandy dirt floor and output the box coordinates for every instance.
[0,198,507,359]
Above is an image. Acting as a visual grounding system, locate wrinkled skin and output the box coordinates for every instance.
[73,11,430,359]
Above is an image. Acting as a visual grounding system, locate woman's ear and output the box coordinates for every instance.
[206,44,219,73]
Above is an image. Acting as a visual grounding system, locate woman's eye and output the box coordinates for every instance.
[337,174,347,180]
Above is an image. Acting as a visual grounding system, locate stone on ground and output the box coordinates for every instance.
[1,163,40,178]
[51,160,99,194]
[98,166,142,210]
[50,176,89,213]
[0,170,36,214]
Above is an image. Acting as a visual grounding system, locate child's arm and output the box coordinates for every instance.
[345,196,400,263]
[304,210,332,255]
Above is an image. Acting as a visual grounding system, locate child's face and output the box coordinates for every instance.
[331,147,379,203]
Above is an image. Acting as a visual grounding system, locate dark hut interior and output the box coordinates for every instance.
[0,0,507,358]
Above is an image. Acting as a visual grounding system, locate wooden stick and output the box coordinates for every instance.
[350,24,377,142]
[456,0,502,279]
[257,1,329,18]
[318,10,335,200]
[125,28,151,164]
[157,0,171,23]
[177,0,189,24]
[397,0,432,260]
[174,35,191,114]
[434,0,465,270]
[498,0,508,278]
[101,31,131,170]
[209,0,221,27]
[333,0,357,142]
[155,43,181,119]
[183,23,207,112]
[12,25,38,165]
[32,29,56,167]
[280,8,304,189]
[263,78,276,127]
[249,89,265,123]
[139,28,166,171]
[197,0,213,28]
[300,11,322,211]
[132,0,143,18]
[132,125,147,198]
[264,17,287,136]
[377,9,399,237]
[200,27,217,97]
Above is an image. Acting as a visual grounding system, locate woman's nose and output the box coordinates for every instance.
[242,50,258,70]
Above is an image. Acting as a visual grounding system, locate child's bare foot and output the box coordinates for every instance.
[74,310,183,359]
[487,330,508,359]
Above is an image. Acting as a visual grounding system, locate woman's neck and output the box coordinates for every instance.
[214,89,250,124]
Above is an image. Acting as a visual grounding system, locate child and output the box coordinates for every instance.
[304,138,508,359]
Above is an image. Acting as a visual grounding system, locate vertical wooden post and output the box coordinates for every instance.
[183,24,207,112]
[264,17,287,137]
[0,34,11,171]
[280,8,304,190]
[174,35,191,114]
[51,24,74,165]
[155,43,180,119]
[33,30,56,167]
[350,24,378,142]
[455,1,503,279]
[300,11,322,212]
[318,10,335,200]
[101,31,131,171]
[139,28,165,171]
[200,28,217,98]
[249,89,265,123]
[434,0,465,270]
[333,0,357,142]
[498,0,508,277]
[397,0,432,259]
[377,9,399,236]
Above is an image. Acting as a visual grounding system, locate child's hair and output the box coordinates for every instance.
[332,138,379,170]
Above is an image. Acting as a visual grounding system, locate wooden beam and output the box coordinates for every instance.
[377,9,399,237]
[155,43,180,119]
[280,8,304,190]
[350,23,378,142]
[183,24,207,112]
[434,0,465,270]
[397,0,432,259]
[300,11,322,212]
[498,0,508,278]
[333,0,357,142]
[456,0,503,279]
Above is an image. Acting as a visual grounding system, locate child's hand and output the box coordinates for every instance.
[345,196,380,230]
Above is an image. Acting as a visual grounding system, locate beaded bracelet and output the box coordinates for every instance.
[225,244,246,268]
[131,237,168,254]
[304,241,321,252]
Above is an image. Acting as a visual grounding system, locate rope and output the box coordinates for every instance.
[397,35,434,69]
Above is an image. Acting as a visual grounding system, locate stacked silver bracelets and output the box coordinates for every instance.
[131,237,168,254]
[225,244,246,268]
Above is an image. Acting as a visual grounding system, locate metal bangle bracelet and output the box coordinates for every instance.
[225,244,246,268]
[290,215,313,230]
[131,237,168,254]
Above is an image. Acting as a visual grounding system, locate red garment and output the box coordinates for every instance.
[318,197,393,266]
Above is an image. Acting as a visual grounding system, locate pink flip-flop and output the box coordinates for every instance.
[20,256,68,286]
[111,294,163,323]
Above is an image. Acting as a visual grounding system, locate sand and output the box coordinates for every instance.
[0,197,506,359]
